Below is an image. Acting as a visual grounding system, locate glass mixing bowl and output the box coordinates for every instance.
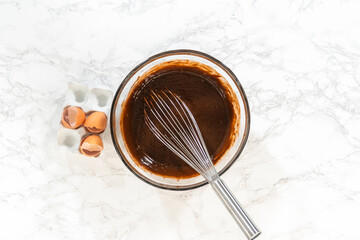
[110,50,250,190]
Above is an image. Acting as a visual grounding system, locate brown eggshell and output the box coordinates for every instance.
[84,111,107,133]
[61,106,86,129]
[79,135,103,157]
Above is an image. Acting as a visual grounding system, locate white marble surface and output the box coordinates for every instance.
[1,0,360,239]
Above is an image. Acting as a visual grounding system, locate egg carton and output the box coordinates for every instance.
[57,82,113,155]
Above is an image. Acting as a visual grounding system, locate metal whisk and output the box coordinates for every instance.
[144,89,261,240]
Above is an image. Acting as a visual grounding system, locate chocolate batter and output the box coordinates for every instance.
[121,60,239,179]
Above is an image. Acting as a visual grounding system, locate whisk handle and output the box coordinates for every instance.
[210,178,261,240]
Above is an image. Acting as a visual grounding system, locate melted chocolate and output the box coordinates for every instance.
[121,61,238,179]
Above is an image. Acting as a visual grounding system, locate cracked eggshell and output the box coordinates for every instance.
[61,106,86,129]
[84,111,107,133]
[79,135,103,157]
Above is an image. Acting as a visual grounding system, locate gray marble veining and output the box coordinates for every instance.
[0,0,359,239]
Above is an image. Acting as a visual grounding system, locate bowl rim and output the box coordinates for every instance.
[110,49,251,191]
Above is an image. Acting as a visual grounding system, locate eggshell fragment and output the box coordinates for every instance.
[79,135,103,157]
[84,111,107,133]
[61,106,86,129]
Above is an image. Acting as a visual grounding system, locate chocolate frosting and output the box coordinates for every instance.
[121,60,239,179]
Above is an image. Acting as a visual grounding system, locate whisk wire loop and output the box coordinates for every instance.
[144,90,216,178]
